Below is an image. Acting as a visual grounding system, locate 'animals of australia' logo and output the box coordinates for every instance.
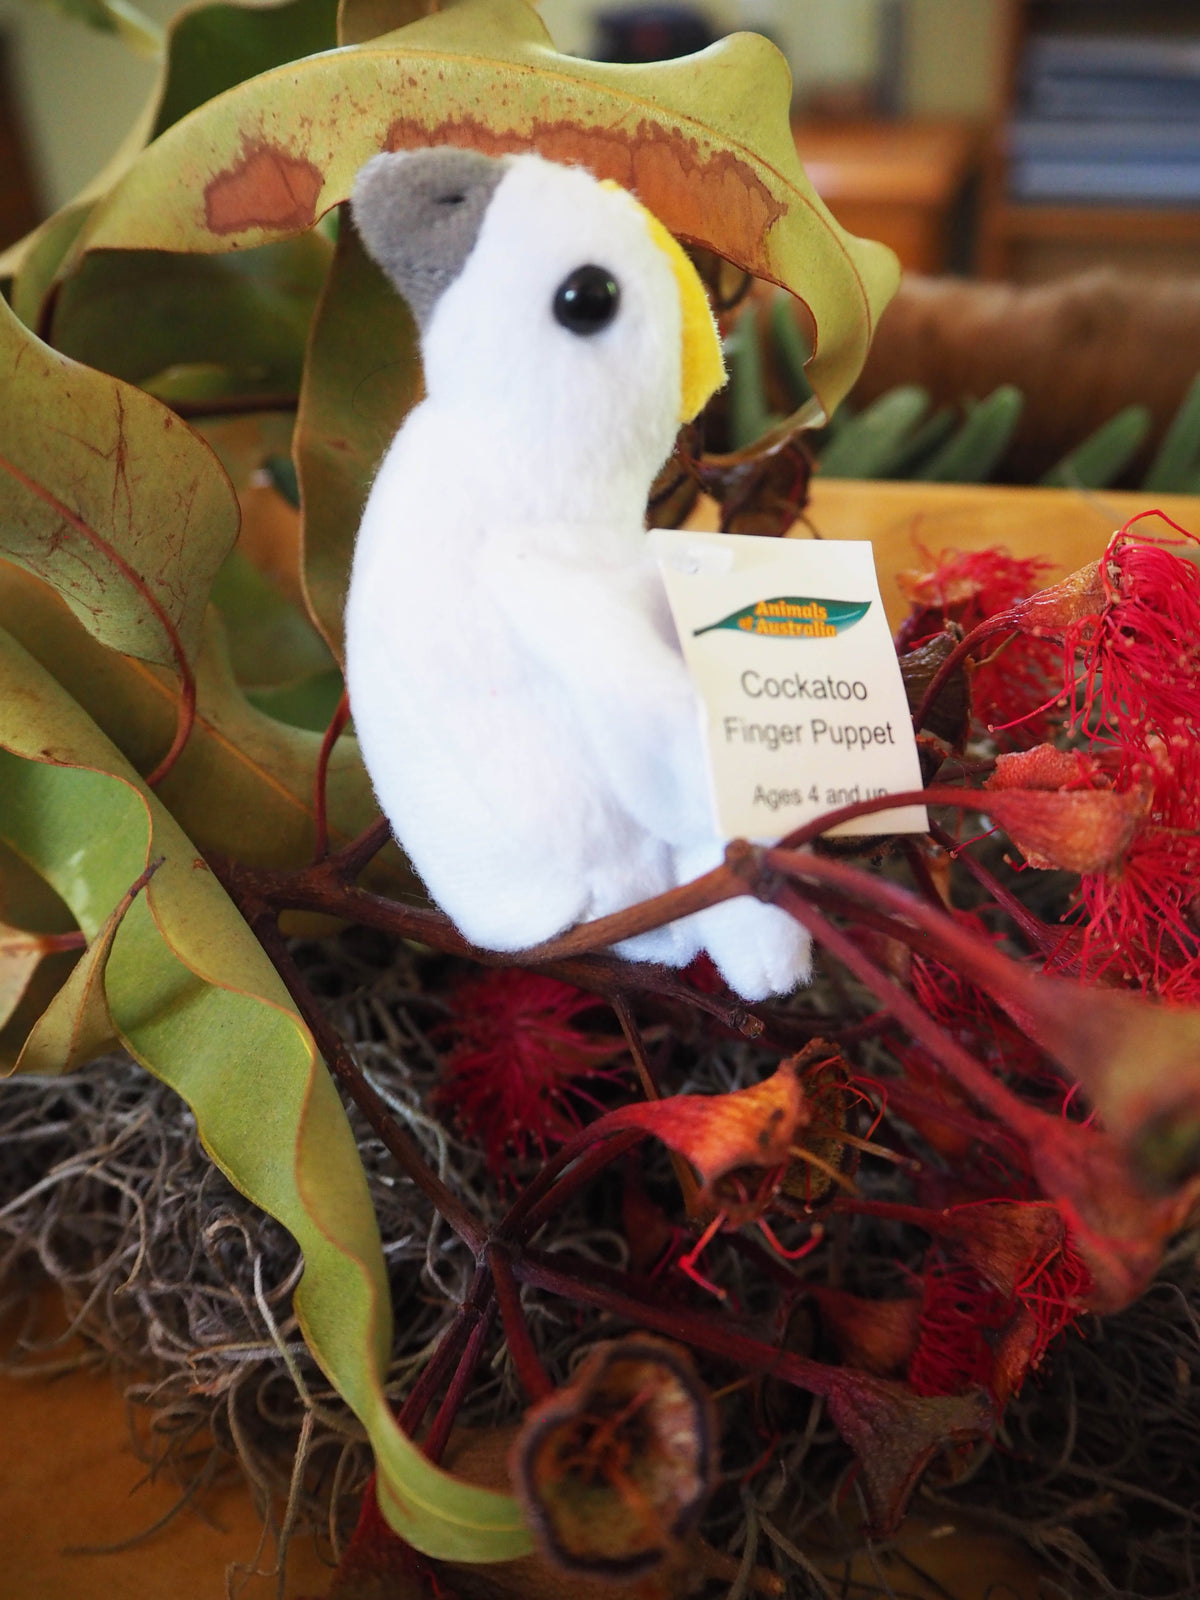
[694,596,871,640]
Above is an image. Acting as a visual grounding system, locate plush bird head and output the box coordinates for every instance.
[351,148,725,514]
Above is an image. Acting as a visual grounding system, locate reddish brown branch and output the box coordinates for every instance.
[488,1244,553,1403]
[912,617,1017,734]
[312,690,351,861]
[496,1129,646,1245]
[328,815,393,882]
[213,856,768,1038]
[422,1296,497,1464]
[927,818,1070,966]
[397,1301,476,1436]
[511,1247,854,1405]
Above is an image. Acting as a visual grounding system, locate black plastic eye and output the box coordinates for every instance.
[553,265,620,335]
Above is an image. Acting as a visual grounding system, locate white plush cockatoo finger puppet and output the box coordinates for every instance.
[345,147,810,1001]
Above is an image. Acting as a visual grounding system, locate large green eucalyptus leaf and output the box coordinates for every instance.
[0,562,397,883]
[337,0,433,47]
[295,217,421,654]
[14,885,133,1074]
[152,0,338,137]
[49,233,332,405]
[70,0,898,425]
[1,0,339,317]
[210,546,336,689]
[0,628,530,1561]
[0,293,239,674]
[7,205,94,332]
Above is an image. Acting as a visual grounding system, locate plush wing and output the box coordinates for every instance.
[478,533,715,846]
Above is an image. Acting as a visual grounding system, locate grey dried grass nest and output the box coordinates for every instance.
[1,930,1199,1599]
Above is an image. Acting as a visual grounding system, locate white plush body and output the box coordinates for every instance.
[345,154,809,1000]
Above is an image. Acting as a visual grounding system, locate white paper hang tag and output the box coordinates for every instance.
[650,530,928,842]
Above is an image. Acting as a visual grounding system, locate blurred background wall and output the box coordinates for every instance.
[0,0,1003,215]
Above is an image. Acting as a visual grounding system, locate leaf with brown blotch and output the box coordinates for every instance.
[509,1338,716,1580]
[0,296,238,670]
[70,0,898,428]
[294,215,422,655]
[1,0,338,320]
[822,1369,993,1536]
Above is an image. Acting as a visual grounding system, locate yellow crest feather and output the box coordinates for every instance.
[602,181,726,424]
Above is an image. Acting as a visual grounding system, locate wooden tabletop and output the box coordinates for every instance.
[692,476,1200,629]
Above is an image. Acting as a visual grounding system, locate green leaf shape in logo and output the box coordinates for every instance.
[694,596,871,640]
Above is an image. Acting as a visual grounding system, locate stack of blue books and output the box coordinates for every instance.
[1010,33,1200,203]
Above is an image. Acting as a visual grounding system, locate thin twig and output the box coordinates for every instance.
[311,690,351,861]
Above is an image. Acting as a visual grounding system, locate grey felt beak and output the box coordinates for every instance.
[350,147,509,330]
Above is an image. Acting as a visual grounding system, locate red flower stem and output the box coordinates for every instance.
[513,1247,848,1405]
[0,447,198,788]
[769,882,1046,1144]
[397,1304,475,1436]
[765,834,1052,1014]
[900,838,949,912]
[880,1077,1028,1165]
[496,1128,646,1245]
[830,1197,953,1231]
[421,1296,498,1464]
[487,1244,554,1403]
[247,910,485,1255]
[214,858,766,1039]
[911,616,1017,736]
[776,782,978,852]
[312,688,351,861]
[327,815,393,883]
[927,819,1067,963]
